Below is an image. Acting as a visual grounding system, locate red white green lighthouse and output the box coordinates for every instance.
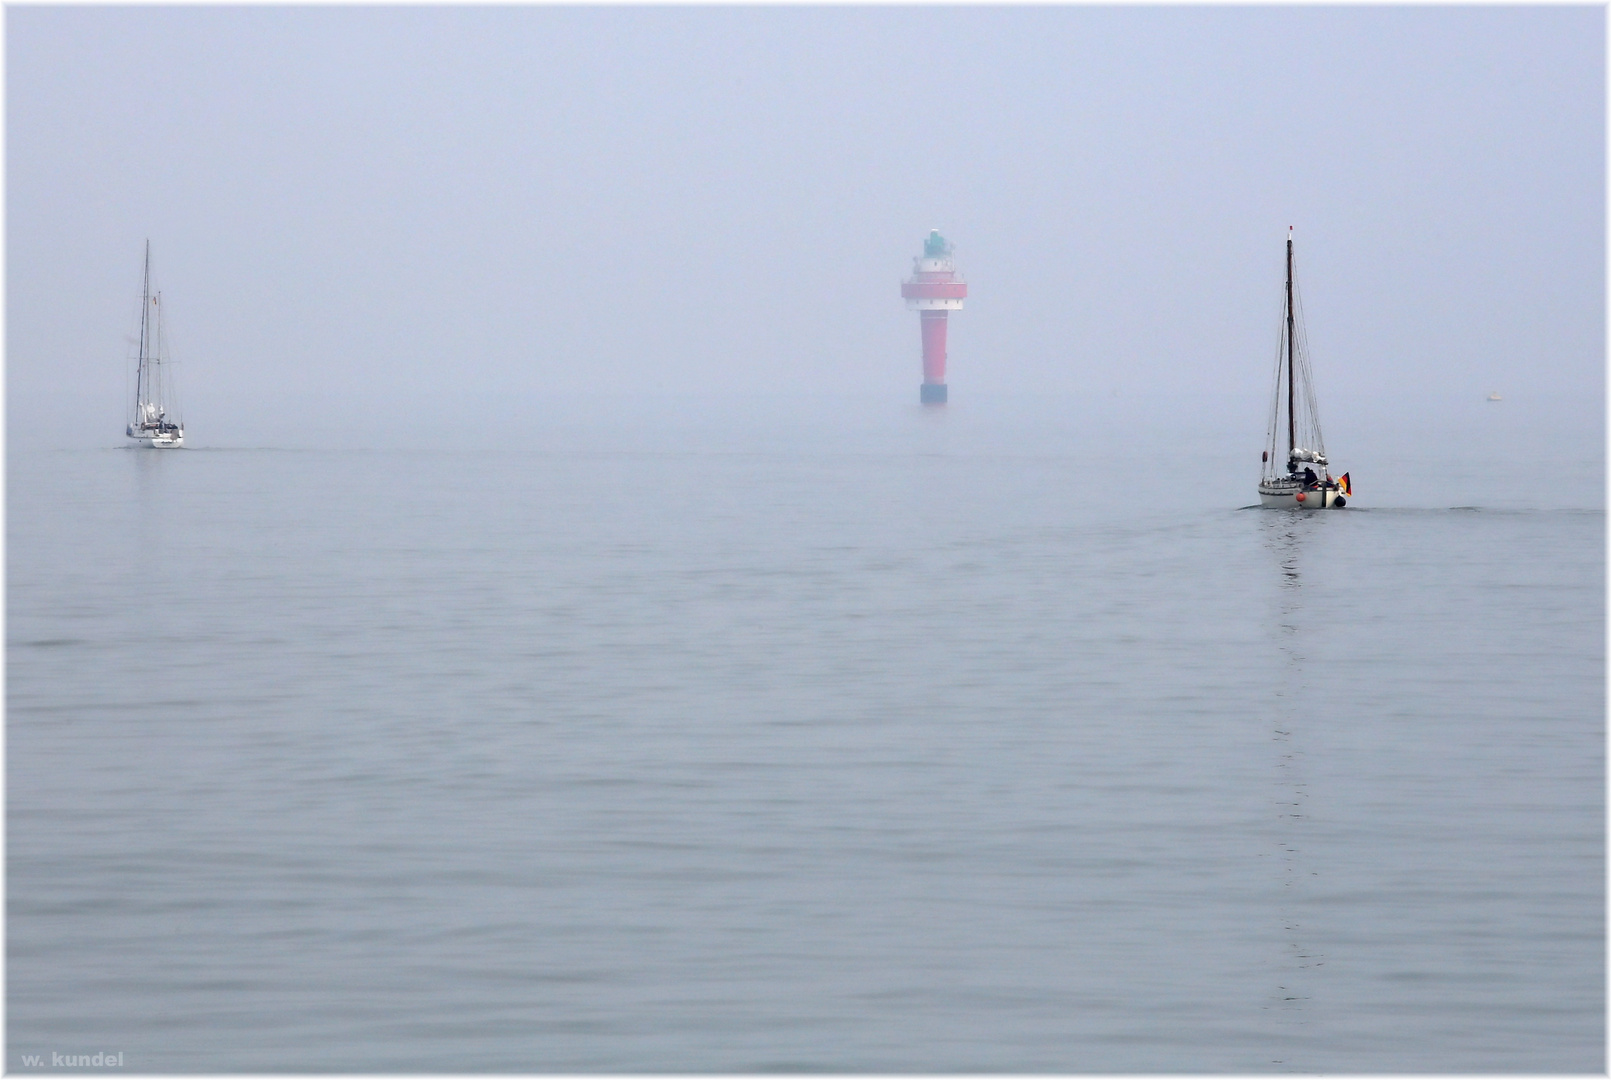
[900,230,967,404]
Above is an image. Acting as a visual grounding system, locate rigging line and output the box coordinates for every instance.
[1266,306,1286,476]
[1291,277,1325,455]
[1271,358,1284,466]
[1285,253,1320,456]
[157,292,183,424]
[1267,243,1291,474]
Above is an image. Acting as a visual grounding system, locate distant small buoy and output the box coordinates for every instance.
[1295,491,1306,503]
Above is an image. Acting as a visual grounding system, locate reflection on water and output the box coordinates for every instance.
[1262,512,1328,1065]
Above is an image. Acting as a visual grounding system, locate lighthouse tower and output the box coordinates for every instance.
[901,230,967,404]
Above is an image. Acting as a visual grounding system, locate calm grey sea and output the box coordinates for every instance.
[8,394,1604,1072]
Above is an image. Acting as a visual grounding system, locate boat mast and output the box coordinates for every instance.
[136,240,150,420]
[1285,228,1295,466]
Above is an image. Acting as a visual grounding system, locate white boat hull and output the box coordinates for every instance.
[128,429,183,448]
[1258,482,1343,509]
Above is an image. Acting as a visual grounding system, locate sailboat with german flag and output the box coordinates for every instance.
[1258,228,1349,509]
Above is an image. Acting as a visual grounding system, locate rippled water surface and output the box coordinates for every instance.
[9,397,1603,1071]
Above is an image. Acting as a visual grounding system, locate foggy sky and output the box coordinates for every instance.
[6,5,1604,448]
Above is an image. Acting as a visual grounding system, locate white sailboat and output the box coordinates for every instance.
[1258,228,1347,509]
[126,241,184,448]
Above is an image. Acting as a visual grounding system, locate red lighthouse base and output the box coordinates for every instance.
[920,310,949,406]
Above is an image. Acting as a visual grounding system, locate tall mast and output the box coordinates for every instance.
[136,240,151,417]
[1285,228,1295,463]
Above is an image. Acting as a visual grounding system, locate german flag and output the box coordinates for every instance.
[1339,473,1352,496]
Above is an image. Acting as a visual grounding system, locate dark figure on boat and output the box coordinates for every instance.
[1300,466,1318,488]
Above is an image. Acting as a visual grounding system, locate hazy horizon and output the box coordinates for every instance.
[7,6,1604,452]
